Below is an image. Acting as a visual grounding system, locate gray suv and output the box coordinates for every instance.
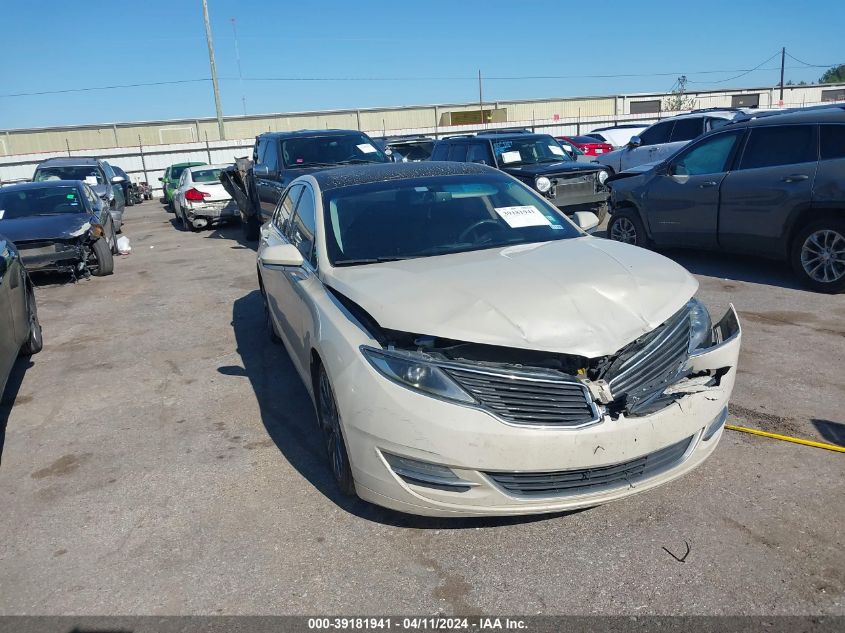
[33,157,127,231]
[606,106,845,293]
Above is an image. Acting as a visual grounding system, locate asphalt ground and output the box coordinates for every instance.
[0,201,842,615]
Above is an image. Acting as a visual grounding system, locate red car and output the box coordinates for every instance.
[557,135,614,157]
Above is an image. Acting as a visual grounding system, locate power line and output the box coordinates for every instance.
[785,51,839,68]
[2,61,840,99]
[687,52,782,84]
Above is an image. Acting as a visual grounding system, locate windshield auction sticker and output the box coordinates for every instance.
[500,150,522,164]
[494,205,552,228]
[356,143,378,154]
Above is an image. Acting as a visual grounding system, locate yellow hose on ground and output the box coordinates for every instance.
[726,423,845,453]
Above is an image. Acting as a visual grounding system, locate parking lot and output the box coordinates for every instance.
[0,201,843,615]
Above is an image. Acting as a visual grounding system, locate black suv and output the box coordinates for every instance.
[607,105,845,293]
[241,129,389,239]
[431,132,610,221]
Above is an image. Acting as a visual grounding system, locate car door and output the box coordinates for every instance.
[466,142,494,165]
[718,124,818,256]
[274,184,320,376]
[620,120,674,171]
[260,184,305,363]
[175,169,190,216]
[257,139,284,220]
[0,240,22,388]
[644,130,744,248]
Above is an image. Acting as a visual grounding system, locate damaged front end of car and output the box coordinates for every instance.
[15,222,108,278]
[350,296,740,428]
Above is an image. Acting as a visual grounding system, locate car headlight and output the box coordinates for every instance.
[598,170,609,185]
[687,298,713,352]
[535,176,552,193]
[361,346,475,403]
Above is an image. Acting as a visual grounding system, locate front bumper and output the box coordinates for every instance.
[16,241,85,272]
[332,310,741,517]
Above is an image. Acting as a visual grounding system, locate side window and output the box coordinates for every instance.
[671,132,742,176]
[254,138,267,164]
[101,162,115,180]
[707,117,731,132]
[264,140,280,172]
[83,185,98,209]
[430,143,449,161]
[640,121,673,146]
[670,117,704,142]
[447,144,468,161]
[820,125,845,160]
[273,184,302,234]
[466,143,492,164]
[288,186,317,267]
[739,125,816,170]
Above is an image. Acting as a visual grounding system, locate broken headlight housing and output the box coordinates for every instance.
[687,298,713,352]
[361,346,475,404]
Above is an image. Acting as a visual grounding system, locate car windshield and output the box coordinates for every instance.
[191,168,223,183]
[0,186,84,219]
[323,174,582,266]
[34,166,104,185]
[491,136,573,166]
[390,141,434,162]
[281,134,389,168]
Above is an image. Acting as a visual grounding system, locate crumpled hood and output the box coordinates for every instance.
[503,162,601,178]
[0,214,93,242]
[325,237,698,358]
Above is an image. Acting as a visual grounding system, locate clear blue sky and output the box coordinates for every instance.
[0,0,842,129]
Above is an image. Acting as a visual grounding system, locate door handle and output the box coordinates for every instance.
[699,181,718,188]
[782,174,809,182]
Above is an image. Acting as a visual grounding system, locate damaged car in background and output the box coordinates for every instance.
[0,181,117,278]
[257,162,741,517]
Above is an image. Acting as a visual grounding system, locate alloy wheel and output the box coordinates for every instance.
[800,229,845,284]
[610,217,638,244]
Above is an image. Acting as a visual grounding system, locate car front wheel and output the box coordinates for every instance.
[89,238,114,276]
[791,219,845,294]
[20,284,43,356]
[316,364,356,497]
[607,209,649,247]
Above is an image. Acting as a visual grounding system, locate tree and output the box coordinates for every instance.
[819,64,845,84]
[663,76,698,111]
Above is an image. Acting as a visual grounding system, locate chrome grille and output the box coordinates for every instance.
[550,174,596,202]
[443,365,599,428]
[605,308,691,411]
[485,435,693,497]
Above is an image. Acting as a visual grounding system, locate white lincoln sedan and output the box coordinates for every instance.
[257,162,741,517]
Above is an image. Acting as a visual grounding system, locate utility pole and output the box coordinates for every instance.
[779,46,786,105]
[231,17,246,116]
[478,69,484,127]
[202,0,226,140]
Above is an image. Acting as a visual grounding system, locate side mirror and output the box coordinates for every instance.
[111,176,125,184]
[158,177,164,182]
[628,136,642,149]
[253,164,271,178]
[573,211,600,233]
[260,243,304,268]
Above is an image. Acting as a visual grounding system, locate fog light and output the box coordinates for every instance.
[703,407,728,441]
[383,452,476,492]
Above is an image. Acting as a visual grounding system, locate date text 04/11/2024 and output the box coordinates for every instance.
[306,617,528,630]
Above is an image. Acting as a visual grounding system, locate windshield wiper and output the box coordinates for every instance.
[333,256,415,266]
[336,158,380,165]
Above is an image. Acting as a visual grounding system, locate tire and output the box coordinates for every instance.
[790,218,845,294]
[607,208,650,248]
[315,364,356,497]
[89,238,114,276]
[242,212,261,241]
[19,284,43,356]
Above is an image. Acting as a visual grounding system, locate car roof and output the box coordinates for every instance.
[258,129,366,140]
[168,161,206,168]
[37,157,101,167]
[309,161,495,191]
[0,180,83,192]
[731,104,845,128]
[443,133,553,143]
